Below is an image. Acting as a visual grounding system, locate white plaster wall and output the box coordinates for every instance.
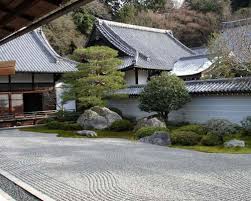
[138,70,148,84]
[108,98,154,119]
[11,73,32,83]
[55,82,76,111]
[34,73,54,83]
[109,95,251,124]
[124,70,148,85]
[124,70,135,85]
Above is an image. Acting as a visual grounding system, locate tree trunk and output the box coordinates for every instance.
[160,112,169,127]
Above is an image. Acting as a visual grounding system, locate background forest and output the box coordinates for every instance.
[43,0,250,57]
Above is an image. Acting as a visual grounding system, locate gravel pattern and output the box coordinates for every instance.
[0,130,250,201]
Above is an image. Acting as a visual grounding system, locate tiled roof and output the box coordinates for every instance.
[221,18,251,63]
[172,55,212,76]
[116,77,251,95]
[0,28,77,73]
[95,19,195,70]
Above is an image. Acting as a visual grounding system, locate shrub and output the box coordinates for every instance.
[62,123,82,131]
[174,124,206,135]
[135,127,169,139]
[55,110,80,122]
[171,131,202,146]
[47,121,65,129]
[201,133,222,146]
[109,120,133,131]
[204,119,237,142]
[241,116,251,136]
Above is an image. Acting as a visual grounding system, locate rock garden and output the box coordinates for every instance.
[21,106,251,154]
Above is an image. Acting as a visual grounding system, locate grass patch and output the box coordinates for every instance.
[172,133,251,154]
[172,145,251,154]
[20,126,134,140]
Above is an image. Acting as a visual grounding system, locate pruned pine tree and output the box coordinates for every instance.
[63,46,124,109]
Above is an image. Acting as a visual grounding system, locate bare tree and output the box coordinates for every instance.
[207,18,251,78]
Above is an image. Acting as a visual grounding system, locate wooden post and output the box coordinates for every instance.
[32,73,35,90]
[135,68,138,85]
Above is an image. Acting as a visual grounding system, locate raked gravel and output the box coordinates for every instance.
[0,129,250,201]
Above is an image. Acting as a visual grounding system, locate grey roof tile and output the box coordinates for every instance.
[0,28,77,73]
[172,55,212,76]
[116,77,251,95]
[96,19,195,70]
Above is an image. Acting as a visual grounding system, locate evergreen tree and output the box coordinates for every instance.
[63,46,124,109]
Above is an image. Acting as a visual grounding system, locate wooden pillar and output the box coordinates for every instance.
[135,68,138,85]
[32,73,35,90]
[8,75,12,113]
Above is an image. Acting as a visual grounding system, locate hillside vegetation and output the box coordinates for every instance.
[43,0,251,56]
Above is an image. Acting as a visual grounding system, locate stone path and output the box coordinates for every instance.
[0,129,250,201]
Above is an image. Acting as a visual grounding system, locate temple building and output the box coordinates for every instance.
[87,19,212,84]
[0,28,77,126]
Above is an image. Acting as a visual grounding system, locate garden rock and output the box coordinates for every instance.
[224,139,245,148]
[135,117,166,130]
[139,131,171,146]
[77,107,122,130]
[76,130,97,137]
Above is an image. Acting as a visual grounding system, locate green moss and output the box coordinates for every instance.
[172,145,251,154]
[20,126,134,140]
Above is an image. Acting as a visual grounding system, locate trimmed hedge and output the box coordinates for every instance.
[171,131,202,146]
[135,127,169,139]
[201,134,222,146]
[204,119,237,137]
[109,120,134,131]
[174,124,206,135]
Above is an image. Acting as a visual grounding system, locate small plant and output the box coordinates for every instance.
[135,127,169,139]
[201,133,222,146]
[109,120,133,131]
[171,131,202,146]
[241,116,251,136]
[204,119,237,143]
[174,124,206,135]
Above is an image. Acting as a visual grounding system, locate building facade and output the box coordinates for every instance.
[0,28,77,123]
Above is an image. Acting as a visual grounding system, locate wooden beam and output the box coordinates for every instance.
[0,61,16,76]
[0,0,93,46]
[0,2,35,22]
[0,0,41,27]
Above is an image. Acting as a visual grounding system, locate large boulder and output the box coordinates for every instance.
[77,106,122,130]
[139,131,171,146]
[135,117,166,131]
[224,139,245,148]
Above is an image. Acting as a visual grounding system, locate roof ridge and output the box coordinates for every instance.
[186,77,251,84]
[222,18,251,29]
[179,54,210,61]
[97,18,172,34]
[96,20,150,62]
[34,28,78,65]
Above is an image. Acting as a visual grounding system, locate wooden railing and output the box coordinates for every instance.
[0,110,57,128]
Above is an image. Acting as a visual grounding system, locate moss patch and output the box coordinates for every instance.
[20,126,134,140]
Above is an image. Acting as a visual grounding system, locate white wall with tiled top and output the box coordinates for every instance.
[109,95,251,124]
